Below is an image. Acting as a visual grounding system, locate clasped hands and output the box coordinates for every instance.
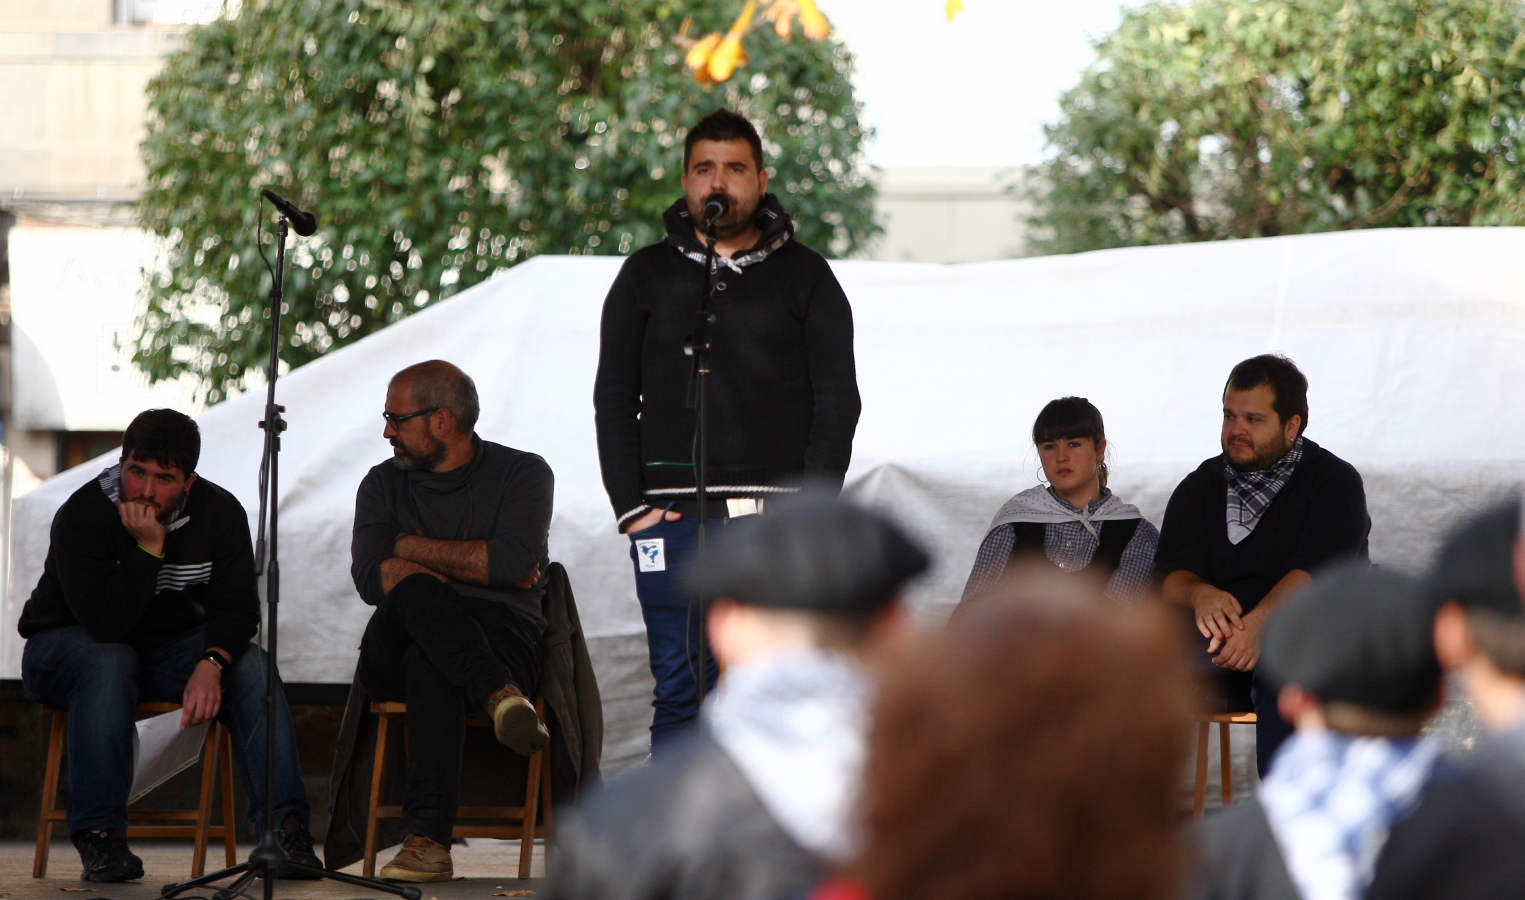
[1191,585,1262,672]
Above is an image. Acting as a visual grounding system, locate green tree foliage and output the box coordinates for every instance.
[1026,0,1525,255]
[137,0,878,401]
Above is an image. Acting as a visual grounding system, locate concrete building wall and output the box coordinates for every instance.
[0,2,188,198]
[871,166,1030,263]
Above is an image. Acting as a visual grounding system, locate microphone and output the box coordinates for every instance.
[701,193,728,229]
[259,189,318,236]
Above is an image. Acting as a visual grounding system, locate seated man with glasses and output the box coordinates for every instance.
[350,360,553,883]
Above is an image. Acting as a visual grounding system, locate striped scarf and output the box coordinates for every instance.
[1260,731,1441,900]
[1222,436,1303,545]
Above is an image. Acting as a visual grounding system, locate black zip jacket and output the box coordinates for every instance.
[593,195,861,529]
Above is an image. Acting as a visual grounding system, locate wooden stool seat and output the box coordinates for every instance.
[34,701,237,878]
[1192,711,1258,816]
[363,699,553,880]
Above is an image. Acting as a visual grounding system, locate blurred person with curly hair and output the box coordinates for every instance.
[820,565,1190,900]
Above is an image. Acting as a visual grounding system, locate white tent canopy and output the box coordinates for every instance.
[7,227,1523,769]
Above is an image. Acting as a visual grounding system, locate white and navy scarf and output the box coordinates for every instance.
[706,649,871,864]
[1222,436,1303,544]
[1260,730,1441,900]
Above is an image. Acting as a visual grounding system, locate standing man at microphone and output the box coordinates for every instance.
[594,108,862,752]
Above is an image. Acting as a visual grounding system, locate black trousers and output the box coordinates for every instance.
[1179,607,1292,777]
[359,574,543,844]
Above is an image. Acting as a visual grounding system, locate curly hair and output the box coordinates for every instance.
[851,567,1190,900]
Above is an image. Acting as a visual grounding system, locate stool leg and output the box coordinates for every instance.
[363,714,391,878]
[1192,720,1209,817]
[540,749,554,868]
[219,727,236,865]
[192,722,219,877]
[1219,721,1234,808]
[518,746,544,879]
[34,711,67,878]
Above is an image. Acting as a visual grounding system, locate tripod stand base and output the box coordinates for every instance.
[158,829,420,900]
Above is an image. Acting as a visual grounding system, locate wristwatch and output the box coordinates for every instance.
[200,651,228,672]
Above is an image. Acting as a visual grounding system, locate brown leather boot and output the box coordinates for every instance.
[378,834,452,883]
[486,683,550,755]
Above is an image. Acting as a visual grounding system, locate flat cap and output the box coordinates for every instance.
[1261,560,1440,714]
[1425,496,1523,618]
[685,493,929,613]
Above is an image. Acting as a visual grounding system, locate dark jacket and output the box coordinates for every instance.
[18,466,259,663]
[593,195,861,529]
[323,562,602,870]
[547,728,823,900]
[1188,800,1299,900]
[1366,735,1525,900]
[1155,438,1370,612]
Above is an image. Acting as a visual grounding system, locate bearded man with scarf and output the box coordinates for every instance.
[1157,354,1370,774]
[593,108,861,753]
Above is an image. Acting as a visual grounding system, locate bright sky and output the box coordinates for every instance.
[827,0,1133,168]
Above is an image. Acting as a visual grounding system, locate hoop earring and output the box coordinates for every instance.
[1036,467,1048,486]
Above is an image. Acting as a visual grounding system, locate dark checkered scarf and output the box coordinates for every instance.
[1222,436,1304,545]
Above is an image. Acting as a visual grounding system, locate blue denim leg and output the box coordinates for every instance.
[137,627,310,834]
[21,625,142,835]
[630,515,726,752]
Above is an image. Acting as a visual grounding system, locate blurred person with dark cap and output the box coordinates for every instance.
[545,492,929,900]
[1364,495,1525,900]
[1190,561,1446,900]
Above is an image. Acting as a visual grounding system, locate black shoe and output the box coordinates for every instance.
[72,829,144,882]
[276,814,323,879]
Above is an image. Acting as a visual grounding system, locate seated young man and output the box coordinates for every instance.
[18,408,319,882]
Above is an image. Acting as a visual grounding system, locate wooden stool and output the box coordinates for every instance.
[1192,711,1257,816]
[34,702,237,878]
[363,699,553,880]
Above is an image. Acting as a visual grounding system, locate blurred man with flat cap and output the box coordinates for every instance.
[547,492,928,900]
[1191,560,1445,900]
[1366,496,1525,900]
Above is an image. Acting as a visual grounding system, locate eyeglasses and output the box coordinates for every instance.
[382,407,440,427]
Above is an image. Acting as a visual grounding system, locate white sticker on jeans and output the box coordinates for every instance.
[635,537,666,573]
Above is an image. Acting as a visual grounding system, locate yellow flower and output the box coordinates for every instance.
[707,35,747,82]
[708,0,756,82]
[685,32,721,73]
[769,0,797,39]
[798,0,830,40]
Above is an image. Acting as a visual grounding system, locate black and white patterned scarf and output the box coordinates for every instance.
[1222,436,1303,544]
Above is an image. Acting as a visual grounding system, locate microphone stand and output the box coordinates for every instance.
[161,211,418,900]
[683,214,722,704]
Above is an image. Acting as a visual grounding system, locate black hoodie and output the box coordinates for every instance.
[593,195,861,530]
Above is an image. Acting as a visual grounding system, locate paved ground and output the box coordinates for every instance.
[0,840,545,900]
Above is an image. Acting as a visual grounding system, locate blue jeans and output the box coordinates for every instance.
[22,624,310,836]
[629,515,731,752]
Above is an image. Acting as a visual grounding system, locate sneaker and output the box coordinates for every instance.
[73,828,144,882]
[378,833,453,883]
[276,813,323,879]
[486,683,550,756]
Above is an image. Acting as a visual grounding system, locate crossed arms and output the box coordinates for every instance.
[350,452,553,605]
[380,536,540,594]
